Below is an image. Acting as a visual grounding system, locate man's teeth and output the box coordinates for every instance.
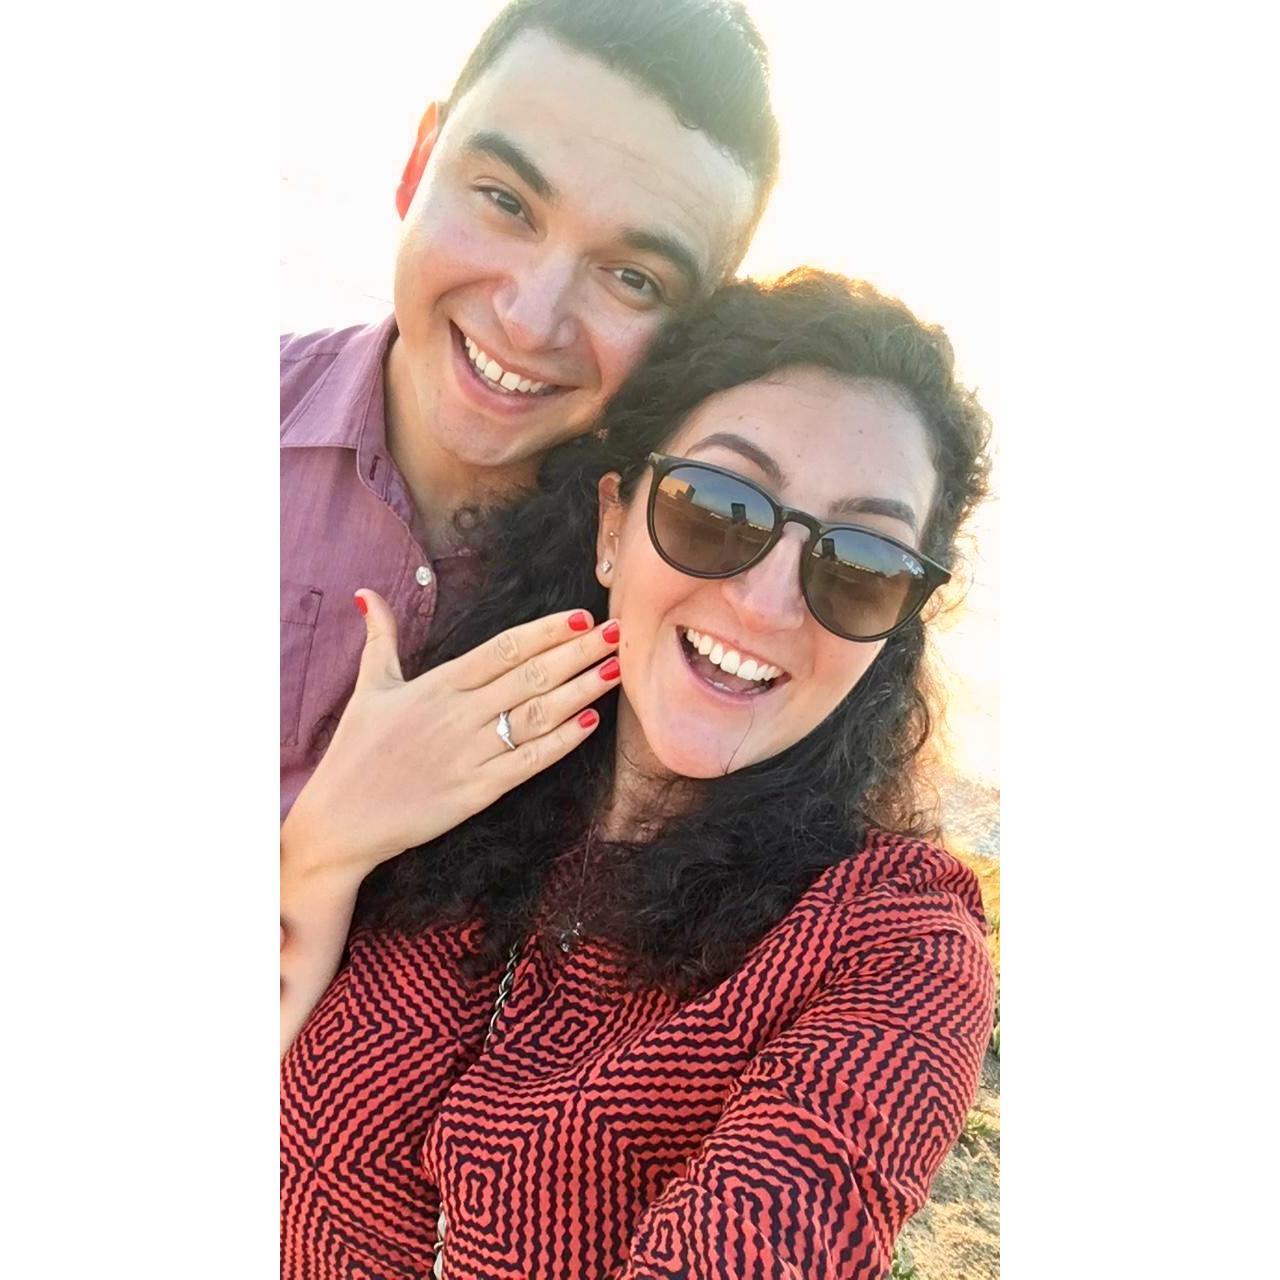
[684,629,782,683]
[463,334,549,395]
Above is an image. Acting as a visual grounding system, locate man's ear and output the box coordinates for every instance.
[596,473,623,588]
[395,101,442,220]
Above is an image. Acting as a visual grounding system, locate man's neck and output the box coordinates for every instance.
[383,335,536,556]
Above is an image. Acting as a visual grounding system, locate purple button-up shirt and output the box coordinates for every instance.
[280,317,476,819]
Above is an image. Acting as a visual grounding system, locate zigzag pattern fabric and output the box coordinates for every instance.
[281,831,994,1279]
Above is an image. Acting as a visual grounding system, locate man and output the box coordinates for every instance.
[281,0,779,819]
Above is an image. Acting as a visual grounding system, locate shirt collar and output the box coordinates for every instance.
[281,313,399,453]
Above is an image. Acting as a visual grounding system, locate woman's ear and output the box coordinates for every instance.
[596,473,623,588]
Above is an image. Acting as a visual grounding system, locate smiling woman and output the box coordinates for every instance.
[281,269,995,1279]
[595,370,942,782]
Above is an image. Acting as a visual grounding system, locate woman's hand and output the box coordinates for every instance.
[280,590,621,1058]
[282,590,621,881]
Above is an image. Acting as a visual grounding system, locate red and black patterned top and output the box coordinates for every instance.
[281,830,994,1279]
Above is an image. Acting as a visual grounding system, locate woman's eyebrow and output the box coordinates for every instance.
[686,432,918,532]
[686,432,786,486]
[829,495,919,533]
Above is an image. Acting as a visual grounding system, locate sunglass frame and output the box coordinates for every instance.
[643,452,951,643]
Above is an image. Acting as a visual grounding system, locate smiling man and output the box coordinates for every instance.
[281,0,779,815]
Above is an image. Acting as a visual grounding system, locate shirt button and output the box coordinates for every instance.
[415,564,434,588]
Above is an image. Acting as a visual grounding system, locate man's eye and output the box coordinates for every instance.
[481,187,526,220]
[612,267,662,299]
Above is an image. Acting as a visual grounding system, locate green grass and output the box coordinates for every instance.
[957,1107,997,1156]
[889,1243,920,1279]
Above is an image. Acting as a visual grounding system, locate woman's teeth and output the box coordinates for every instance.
[462,334,552,396]
[684,628,782,683]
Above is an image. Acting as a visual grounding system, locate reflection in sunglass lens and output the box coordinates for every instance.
[806,527,929,639]
[652,466,776,574]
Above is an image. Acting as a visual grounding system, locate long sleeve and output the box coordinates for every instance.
[613,891,995,1280]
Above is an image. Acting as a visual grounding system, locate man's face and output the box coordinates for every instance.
[391,31,757,477]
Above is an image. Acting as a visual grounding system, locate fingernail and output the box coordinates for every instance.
[568,610,590,632]
[578,709,599,729]
[602,620,620,644]
[354,595,368,616]
[599,657,620,681]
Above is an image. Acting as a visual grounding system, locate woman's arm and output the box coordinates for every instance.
[279,825,366,1057]
[613,900,995,1279]
[279,589,621,1058]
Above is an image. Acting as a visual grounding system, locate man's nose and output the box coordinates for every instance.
[721,527,809,634]
[493,249,580,354]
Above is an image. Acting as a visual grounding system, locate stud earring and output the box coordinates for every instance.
[600,559,613,574]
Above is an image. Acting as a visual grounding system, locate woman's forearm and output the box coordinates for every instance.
[280,825,368,1058]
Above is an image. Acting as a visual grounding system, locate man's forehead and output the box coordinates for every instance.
[442,30,757,284]
[449,30,679,136]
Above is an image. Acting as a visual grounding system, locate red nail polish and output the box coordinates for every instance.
[578,709,599,729]
[599,657,620,681]
[602,621,620,644]
[354,595,368,616]
[568,610,590,632]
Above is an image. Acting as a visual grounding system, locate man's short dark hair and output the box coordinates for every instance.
[447,0,780,256]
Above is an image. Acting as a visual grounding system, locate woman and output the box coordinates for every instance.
[281,269,994,1280]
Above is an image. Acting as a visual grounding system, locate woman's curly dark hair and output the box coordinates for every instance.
[356,269,991,997]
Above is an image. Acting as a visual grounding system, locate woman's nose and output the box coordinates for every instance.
[721,527,809,633]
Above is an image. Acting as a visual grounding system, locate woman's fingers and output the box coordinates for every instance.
[492,651,622,756]
[444,610,597,692]
[483,619,621,728]
[285,606,613,880]
[352,589,404,690]
[484,702,605,789]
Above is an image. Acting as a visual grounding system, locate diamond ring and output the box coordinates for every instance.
[496,709,517,751]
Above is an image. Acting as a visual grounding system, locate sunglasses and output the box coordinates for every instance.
[642,452,950,643]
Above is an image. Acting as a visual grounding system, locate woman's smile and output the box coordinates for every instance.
[675,625,789,699]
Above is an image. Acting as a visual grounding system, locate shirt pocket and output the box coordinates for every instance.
[281,581,324,746]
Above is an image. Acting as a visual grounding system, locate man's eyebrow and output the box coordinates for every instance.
[687,432,786,487]
[464,130,557,202]
[460,134,704,295]
[619,228,705,297]
[688,433,919,532]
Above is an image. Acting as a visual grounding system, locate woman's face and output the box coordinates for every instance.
[597,366,938,782]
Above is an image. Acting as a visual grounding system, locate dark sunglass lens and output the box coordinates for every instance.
[806,528,930,639]
[652,466,775,574]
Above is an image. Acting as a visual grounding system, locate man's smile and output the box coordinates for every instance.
[454,322,567,397]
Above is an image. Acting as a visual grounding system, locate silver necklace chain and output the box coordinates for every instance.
[483,939,522,1048]
[555,821,596,954]
[483,824,597,1048]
